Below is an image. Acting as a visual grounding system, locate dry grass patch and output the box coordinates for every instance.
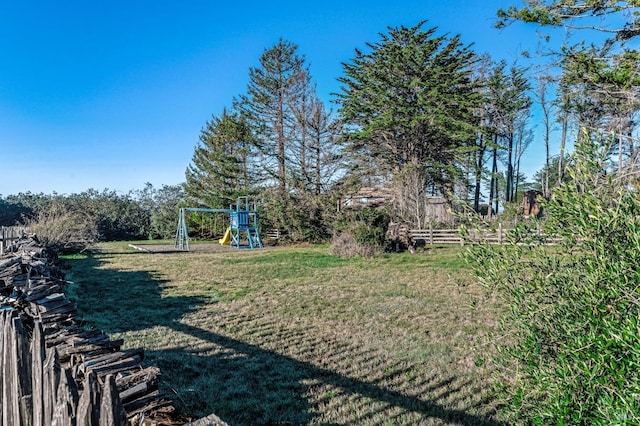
[64,243,504,425]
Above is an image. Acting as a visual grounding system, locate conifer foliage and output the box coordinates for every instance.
[184,108,254,208]
[235,39,310,192]
[337,21,481,195]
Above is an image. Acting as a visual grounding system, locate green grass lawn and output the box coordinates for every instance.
[63,242,504,425]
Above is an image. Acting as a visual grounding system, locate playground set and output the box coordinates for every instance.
[174,196,263,251]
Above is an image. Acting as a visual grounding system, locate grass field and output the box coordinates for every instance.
[63,242,505,425]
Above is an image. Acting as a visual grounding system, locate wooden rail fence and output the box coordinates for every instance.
[409,223,547,246]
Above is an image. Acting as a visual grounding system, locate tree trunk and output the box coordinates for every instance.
[505,133,514,202]
[473,139,486,212]
[277,106,286,192]
[314,139,321,195]
[487,145,498,218]
[558,115,567,186]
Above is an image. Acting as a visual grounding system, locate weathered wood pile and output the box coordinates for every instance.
[0,236,227,426]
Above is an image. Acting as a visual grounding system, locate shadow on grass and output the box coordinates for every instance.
[64,253,205,334]
[65,252,505,426]
[156,320,505,426]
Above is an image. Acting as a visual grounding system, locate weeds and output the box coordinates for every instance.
[26,203,98,252]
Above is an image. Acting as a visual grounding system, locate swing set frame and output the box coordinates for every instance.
[174,196,263,251]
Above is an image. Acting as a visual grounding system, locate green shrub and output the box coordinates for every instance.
[331,208,389,257]
[465,139,640,424]
[260,190,334,243]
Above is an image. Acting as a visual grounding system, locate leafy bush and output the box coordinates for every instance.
[26,204,98,253]
[330,230,383,258]
[4,185,187,242]
[6,190,150,241]
[147,184,186,239]
[465,138,640,424]
[331,208,389,258]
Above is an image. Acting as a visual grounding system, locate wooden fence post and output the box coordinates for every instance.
[77,371,100,426]
[100,375,126,426]
[43,348,60,425]
[51,367,79,425]
[0,310,5,423]
[2,310,18,426]
[32,320,46,426]
[498,223,503,245]
[429,222,433,245]
[17,316,33,426]
[2,310,32,426]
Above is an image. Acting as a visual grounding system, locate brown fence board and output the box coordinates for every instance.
[410,225,508,246]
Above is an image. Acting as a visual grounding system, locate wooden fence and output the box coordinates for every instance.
[0,236,227,426]
[410,223,542,245]
[264,228,283,240]
[0,226,29,255]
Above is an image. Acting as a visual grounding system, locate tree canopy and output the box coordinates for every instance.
[235,39,310,192]
[337,21,481,195]
[496,0,640,42]
[184,108,254,209]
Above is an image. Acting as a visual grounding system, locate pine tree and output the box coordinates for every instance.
[306,97,343,195]
[184,109,254,209]
[235,39,309,192]
[337,21,481,196]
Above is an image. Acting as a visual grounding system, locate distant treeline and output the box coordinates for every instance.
[0,183,184,241]
[0,183,391,253]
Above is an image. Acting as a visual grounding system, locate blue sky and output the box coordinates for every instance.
[0,0,557,196]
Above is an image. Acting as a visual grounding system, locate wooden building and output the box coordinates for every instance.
[341,187,394,209]
[341,187,453,223]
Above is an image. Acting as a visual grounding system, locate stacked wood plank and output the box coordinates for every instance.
[0,235,227,426]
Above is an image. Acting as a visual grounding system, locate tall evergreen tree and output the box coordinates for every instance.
[310,98,343,195]
[535,74,556,197]
[484,61,508,218]
[235,39,309,192]
[288,73,312,191]
[502,64,533,203]
[468,54,494,212]
[337,21,481,197]
[481,60,532,216]
[184,108,254,208]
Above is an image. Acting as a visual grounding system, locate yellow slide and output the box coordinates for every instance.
[219,227,231,245]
